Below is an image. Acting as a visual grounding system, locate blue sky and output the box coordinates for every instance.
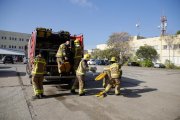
[0,0,179,49]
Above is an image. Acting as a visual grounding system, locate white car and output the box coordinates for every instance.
[23,57,28,64]
[87,59,96,65]
[154,63,165,68]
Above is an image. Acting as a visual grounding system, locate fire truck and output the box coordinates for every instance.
[26,28,84,84]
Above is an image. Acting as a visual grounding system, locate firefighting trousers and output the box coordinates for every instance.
[105,78,120,94]
[56,57,64,73]
[103,71,111,87]
[73,58,81,72]
[72,75,85,94]
[32,75,44,95]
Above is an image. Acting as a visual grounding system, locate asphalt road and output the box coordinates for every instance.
[0,64,180,120]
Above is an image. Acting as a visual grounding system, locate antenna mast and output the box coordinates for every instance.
[160,16,167,36]
[136,19,140,36]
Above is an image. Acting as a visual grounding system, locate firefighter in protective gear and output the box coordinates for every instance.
[73,39,82,72]
[96,57,122,97]
[31,51,46,99]
[56,40,70,73]
[71,54,91,96]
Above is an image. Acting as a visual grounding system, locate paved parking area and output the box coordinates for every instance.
[0,64,180,120]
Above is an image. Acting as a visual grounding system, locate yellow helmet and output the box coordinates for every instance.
[110,57,116,62]
[83,54,91,60]
[74,39,79,43]
[74,39,80,45]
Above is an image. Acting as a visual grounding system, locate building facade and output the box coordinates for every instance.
[0,30,31,52]
[95,35,180,66]
[130,35,180,66]
[96,44,108,50]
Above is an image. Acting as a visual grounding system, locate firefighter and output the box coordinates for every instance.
[73,39,82,72]
[56,40,70,73]
[31,51,46,99]
[96,57,122,97]
[71,54,91,96]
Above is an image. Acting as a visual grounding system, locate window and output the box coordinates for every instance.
[2,36,3,39]
[26,39,29,42]
[9,37,11,40]
[173,44,178,49]
[4,37,6,39]
[163,45,167,49]
[4,45,6,48]
[19,38,21,41]
[15,38,16,40]
[14,46,16,48]
[1,45,3,48]
[22,38,24,41]
[19,46,21,49]
[9,45,11,48]
[12,37,14,40]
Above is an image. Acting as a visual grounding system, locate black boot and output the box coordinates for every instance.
[79,92,85,96]
[32,95,40,100]
[115,92,121,96]
[39,94,46,99]
[71,89,77,94]
[38,94,42,99]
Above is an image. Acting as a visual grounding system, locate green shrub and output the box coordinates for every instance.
[175,66,180,69]
[128,56,138,62]
[140,59,153,67]
[165,60,175,69]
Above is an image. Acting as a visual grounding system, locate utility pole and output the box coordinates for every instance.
[159,16,167,63]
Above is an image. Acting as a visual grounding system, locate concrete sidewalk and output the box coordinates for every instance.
[0,66,32,120]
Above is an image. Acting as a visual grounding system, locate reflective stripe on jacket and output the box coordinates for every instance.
[110,63,121,78]
[56,44,66,57]
[76,59,89,75]
[32,57,46,75]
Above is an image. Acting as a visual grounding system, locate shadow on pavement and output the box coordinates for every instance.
[42,74,158,98]
[44,93,73,99]
[0,66,12,69]
[0,65,26,77]
[120,88,157,98]
[85,75,157,98]
[0,71,26,77]
[121,76,145,87]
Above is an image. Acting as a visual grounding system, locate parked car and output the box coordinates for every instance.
[87,59,96,65]
[23,57,28,64]
[2,56,14,64]
[104,60,110,65]
[95,59,106,65]
[127,62,139,66]
[154,63,165,68]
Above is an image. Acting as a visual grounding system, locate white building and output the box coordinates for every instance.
[130,35,180,66]
[0,30,31,52]
[0,30,31,60]
[96,44,108,50]
[95,35,180,66]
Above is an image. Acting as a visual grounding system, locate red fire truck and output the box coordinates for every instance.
[26,28,84,84]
